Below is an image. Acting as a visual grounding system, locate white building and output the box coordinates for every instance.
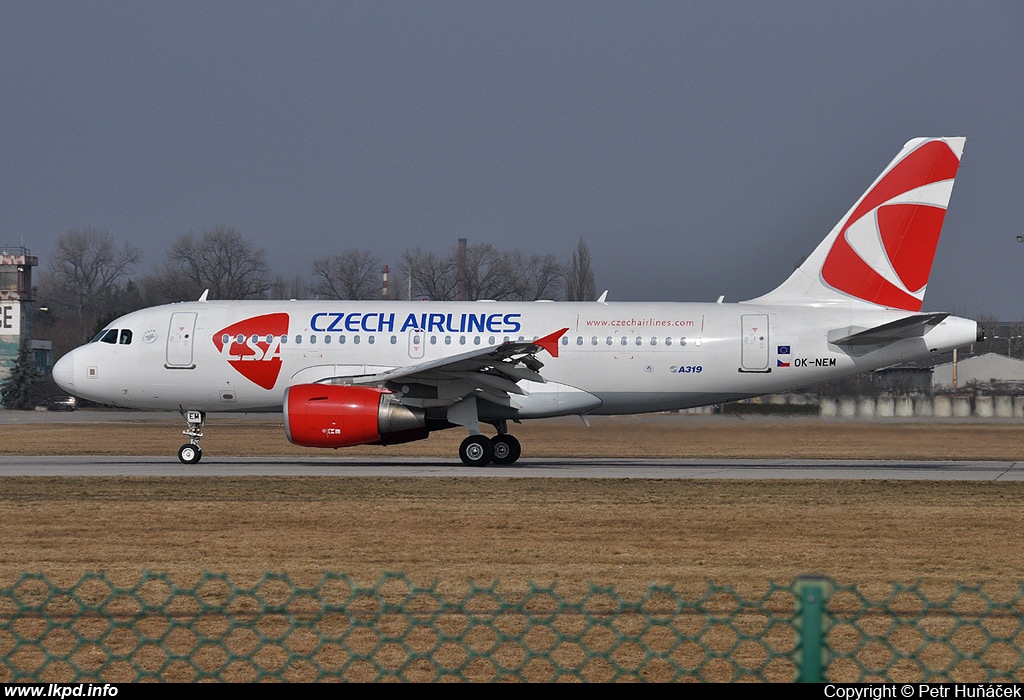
[932,353,1024,390]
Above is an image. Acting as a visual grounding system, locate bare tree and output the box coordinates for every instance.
[43,228,142,323]
[269,274,309,300]
[312,250,382,300]
[403,243,565,301]
[151,226,272,301]
[459,243,516,301]
[565,236,597,301]
[502,251,566,301]
[401,247,459,300]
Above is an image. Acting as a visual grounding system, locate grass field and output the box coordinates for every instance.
[2,413,1023,591]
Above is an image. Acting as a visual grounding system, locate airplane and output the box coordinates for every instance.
[51,137,982,466]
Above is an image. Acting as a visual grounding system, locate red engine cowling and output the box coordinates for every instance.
[284,384,427,448]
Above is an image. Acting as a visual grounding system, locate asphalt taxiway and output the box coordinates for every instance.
[1,455,1022,479]
[5,409,1022,479]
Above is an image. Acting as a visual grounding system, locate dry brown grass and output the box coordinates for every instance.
[2,476,1023,596]
[2,414,1023,591]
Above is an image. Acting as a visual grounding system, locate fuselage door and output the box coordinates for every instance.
[166,312,197,368]
[740,314,770,372]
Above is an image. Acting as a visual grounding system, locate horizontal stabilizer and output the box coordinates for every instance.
[828,313,949,346]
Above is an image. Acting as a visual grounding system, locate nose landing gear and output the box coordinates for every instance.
[178,409,204,464]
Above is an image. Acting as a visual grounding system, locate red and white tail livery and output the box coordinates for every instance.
[750,137,965,310]
[53,137,981,466]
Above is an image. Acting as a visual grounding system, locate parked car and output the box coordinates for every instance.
[47,396,77,411]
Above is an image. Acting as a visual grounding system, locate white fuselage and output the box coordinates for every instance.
[48,137,981,466]
[53,298,979,418]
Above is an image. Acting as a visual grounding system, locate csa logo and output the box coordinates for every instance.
[213,313,289,390]
[821,140,960,312]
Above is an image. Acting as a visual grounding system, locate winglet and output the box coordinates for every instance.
[535,328,569,358]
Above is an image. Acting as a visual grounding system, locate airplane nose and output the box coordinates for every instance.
[52,353,75,393]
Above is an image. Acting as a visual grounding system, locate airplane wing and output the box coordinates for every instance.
[828,313,950,346]
[331,328,569,409]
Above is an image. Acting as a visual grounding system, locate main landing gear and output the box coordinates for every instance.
[458,433,522,467]
[178,409,204,464]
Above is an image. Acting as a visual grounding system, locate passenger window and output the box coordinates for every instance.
[295,335,302,345]
[324,335,331,345]
[368,336,375,345]
[635,337,643,346]
[354,335,361,344]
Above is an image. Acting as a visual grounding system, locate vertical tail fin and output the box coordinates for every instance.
[747,137,966,310]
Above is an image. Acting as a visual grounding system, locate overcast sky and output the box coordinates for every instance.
[2,2,1022,318]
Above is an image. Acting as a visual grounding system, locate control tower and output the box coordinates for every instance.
[0,246,50,381]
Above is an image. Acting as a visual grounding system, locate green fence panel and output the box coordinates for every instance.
[1,573,1022,682]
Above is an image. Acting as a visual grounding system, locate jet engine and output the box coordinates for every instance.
[284,384,427,448]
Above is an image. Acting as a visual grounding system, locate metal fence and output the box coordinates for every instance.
[1,573,1022,682]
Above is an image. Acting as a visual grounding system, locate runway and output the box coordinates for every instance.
[1,455,1022,479]
[5,409,1023,478]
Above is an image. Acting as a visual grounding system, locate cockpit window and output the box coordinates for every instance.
[93,329,119,344]
[90,328,132,345]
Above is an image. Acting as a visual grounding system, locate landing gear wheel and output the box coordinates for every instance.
[459,435,494,467]
[178,444,202,464]
[179,409,205,464]
[491,434,522,465]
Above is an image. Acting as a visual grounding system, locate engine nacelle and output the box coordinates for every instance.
[284,384,427,448]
